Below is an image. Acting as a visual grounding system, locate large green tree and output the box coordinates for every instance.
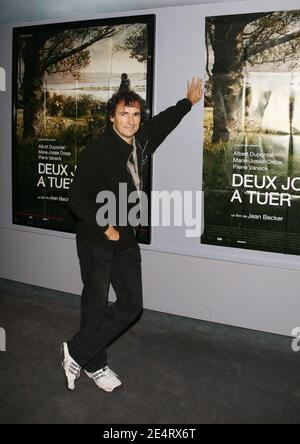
[19,26,125,138]
[206,10,300,143]
[116,24,149,64]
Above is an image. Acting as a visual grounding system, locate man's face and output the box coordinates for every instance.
[110,100,141,144]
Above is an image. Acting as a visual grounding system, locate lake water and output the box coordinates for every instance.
[245,72,300,133]
[44,79,147,101]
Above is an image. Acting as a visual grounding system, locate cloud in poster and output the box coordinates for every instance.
[46,24,147,83]
[84,37,146,75]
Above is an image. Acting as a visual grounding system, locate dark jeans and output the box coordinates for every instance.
[68,234,143,372]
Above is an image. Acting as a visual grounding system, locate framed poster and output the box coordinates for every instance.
[202,9,300,255]
[12,14,155,244]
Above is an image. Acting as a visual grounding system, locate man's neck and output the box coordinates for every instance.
[113,125,133,145]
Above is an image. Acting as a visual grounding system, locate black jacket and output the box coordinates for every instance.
[68,98,192,249]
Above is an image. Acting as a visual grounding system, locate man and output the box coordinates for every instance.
[62,77,203,392]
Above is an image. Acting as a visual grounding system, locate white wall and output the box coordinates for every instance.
[1,0,300,336]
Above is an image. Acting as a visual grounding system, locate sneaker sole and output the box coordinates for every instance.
[61,343,75,391]
[95,383,123,393]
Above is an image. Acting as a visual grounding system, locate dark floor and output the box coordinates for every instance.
[0,280,300,424]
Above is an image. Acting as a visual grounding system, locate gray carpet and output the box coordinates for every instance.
[0,280,300,424]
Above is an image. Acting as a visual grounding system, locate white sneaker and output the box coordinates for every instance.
[61,342,81,391]
[84,366,122,392]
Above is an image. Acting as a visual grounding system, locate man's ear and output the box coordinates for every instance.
[109,114,115,123]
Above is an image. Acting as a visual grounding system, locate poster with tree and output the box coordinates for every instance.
[202,9,300,255]
[12,15,155,244]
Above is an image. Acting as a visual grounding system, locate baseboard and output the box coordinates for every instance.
[0,277,81,308]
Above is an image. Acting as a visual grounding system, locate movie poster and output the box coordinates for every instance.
[202,9,300,255]
[12,15,155,243]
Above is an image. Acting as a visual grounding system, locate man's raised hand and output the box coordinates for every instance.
[187,77,203,105]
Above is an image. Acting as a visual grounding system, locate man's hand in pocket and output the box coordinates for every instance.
[104,225,120,241]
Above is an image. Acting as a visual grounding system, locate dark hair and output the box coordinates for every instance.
[106,90,146,123]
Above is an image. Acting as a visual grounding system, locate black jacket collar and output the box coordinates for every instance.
[106,125,143,176]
